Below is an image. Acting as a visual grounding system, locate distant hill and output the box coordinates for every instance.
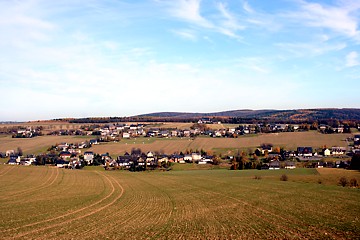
[136,108,360,121]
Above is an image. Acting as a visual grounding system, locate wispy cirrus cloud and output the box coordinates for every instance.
[161,0,244,40]
[169,0,212,28]
[236,57,270,74]
[171,29,198,41]
[242,1,254,14]
[275,41,347,58]
[284,0,360,41]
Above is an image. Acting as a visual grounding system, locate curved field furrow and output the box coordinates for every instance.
[74,172,174,239]
[1,167,59,203]
[2,171,124,239]
[1,171,107,234]
[1,167,358,239]
[0,166,48,194]
[0,166,15,177]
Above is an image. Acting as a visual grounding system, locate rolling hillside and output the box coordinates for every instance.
[137,108,360,121]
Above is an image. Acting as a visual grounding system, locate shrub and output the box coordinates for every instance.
[349,178,358,187]
[338,177,348,187]
[254,175,262,180]
[317,179,322,184]
[280,174,288,181]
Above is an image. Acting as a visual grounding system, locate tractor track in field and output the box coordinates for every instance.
[0,167,59,201]
[39,172,126,239]
[75,173,175,239]
[0,166,15,177]
[2,171,124,239]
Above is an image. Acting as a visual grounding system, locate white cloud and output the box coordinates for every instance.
[169,0,212,28]
[242,1,254,14]
[275,42,347,58]
[171,29,198,41]
[236,57,270,74]
[162,0,244,40]
[345,51,359,68]
[285,1,360,41]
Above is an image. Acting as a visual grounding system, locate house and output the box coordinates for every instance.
[158,155,169,164]
[353,135,360,147]
[214,131,222,137]
[56,159,69,168]
[183,130,191,137]
[260,144,273,155]
[7,155,19,165]
[146,152,155,162]
[319,124,327,131]
[171,154,185,163]
[285,161,296,169]
[129,124,138,130]
[84,151,94,165]
[202,155,214,163]
[192,153,202,162]
[6,150,15,157]
[323,148,331,156]
[331,147,346,155]
[122,132,130,139]
[269,160,280,170]
[159,130,169,137]
[276,124,287,131]
[297,147,313,157]
[89,139,99,145]
[57,143,69,151]
[117,155,133,168]
[261,163,270,170]
[316,162,325,168]
[59,151,72,160]
[184,154,192,162]
[334,127,344,133]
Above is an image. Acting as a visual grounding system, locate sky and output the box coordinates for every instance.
[0,0,359,121]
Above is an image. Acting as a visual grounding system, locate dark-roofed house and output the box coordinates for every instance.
[285,161,296,169]
[59,151,72,160]
[297,147,313,157]
[269,160,280,170]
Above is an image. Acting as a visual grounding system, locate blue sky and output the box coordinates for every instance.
[0,0,359,121]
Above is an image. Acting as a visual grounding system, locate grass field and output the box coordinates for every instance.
[0,135,94,155]
[0,165,359,239]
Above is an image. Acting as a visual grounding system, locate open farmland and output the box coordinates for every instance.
[0,135,93,155]
[0,165,359,239]
[90,131,352,156]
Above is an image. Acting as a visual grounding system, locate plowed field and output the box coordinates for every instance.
[0,166,359,239]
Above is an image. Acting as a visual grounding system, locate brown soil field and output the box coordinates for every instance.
[91,131,352,155]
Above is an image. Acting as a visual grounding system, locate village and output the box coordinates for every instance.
[2,120,360,171]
